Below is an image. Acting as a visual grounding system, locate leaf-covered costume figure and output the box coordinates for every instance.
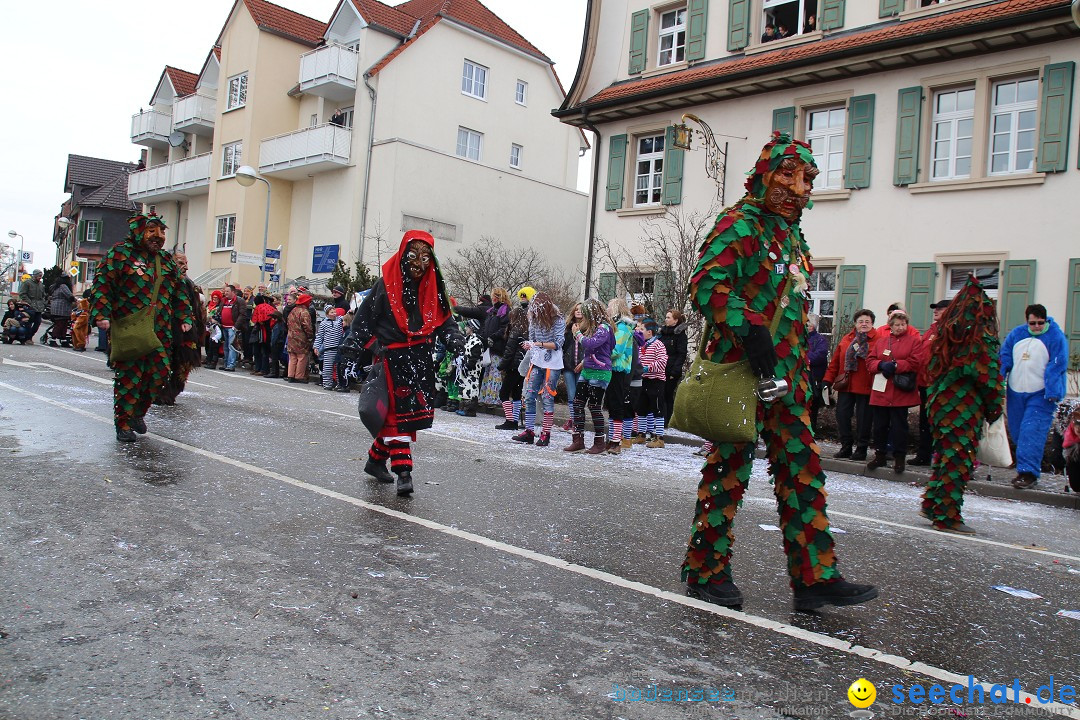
[682,134,840,591]
[920,277,1005,529]
[89,214,193,433]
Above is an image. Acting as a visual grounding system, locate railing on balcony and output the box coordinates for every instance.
[298,44,358,100]
[130,110,172,146]
[259,125,352,178]
[128,153,212,200]
[173,94,216,134]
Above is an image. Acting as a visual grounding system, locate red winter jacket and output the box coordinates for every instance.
[866,329,924,408]
[823,327,879,396]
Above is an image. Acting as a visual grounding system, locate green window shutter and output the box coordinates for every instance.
[605,134,628,211]
[598,272,617,304]
[999,260,1037,336]
[686,0,709,62]
[727,0,750,52]
[662,126,685,206]
[1037,61,1074,173]
[772,106,795,137]
[652,270,675,314]
[844,94,875,189]
[894,86,923,186]
[820,0,845,31]
[77,220,87,243]
[628,10,649,75]
[879,0,903,17]
[836,265,866,323]
[905,262,936,332]
[1066,259,1080,365]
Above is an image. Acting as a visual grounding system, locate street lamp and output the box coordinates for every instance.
[7,230,24,292]
[235,165,271,283]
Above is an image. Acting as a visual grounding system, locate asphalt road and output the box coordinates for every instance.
[1,343,1078,720]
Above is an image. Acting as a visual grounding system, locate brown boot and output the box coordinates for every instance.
[563,433,586,453]
[893,453,906,474]
[586,435,607,454]
[866,451,888,471]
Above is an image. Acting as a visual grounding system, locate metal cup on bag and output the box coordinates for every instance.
[756,377,789,403]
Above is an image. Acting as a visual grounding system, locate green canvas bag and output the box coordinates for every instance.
[109,256,164,363]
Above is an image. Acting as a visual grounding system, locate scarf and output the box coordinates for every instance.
[844,330,870,372]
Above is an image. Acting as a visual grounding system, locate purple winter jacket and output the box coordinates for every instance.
[579,323,615,371]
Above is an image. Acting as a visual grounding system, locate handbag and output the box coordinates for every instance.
[976,417,1013,467]
[357,359,389,437]
[480,348,492,367]
[833,371,851,393]
[109,256,164,363]
[669,343,759,443]
[894,371,917,392]
[517,351,531,377]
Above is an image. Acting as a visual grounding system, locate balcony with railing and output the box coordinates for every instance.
[128,153,212,202]
[173,93,216,136]
[298,44,358,102]
[130,109,173,147]
[258,125,352,180]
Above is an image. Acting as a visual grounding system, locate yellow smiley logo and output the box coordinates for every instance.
[847,678,876,709]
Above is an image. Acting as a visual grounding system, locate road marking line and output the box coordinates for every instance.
[318,410,487,446]
[35,345,219,388]
[2,380,1077,716]
[2,357,40,369]
[24,362,111,385]
[229,372,323,394]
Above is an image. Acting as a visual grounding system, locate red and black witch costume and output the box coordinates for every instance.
[351,230,464,490]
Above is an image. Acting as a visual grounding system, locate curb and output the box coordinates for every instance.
[467,403,1079,511]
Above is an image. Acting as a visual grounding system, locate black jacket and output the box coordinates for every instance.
[659,322,688,379]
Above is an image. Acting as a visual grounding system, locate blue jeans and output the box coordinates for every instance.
[222,327,237,369]
[525,366,560,419]
[1006,389,1057,477]
[563,369,578,406]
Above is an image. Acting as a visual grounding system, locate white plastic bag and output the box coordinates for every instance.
[977,417,1012,467]
[480,348,492,367]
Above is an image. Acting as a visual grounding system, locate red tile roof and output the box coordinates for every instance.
[165,66,199,98]
[350,0,416,36]
[572,0,1071,110]
[366,0,552,76]
[244,0,327,46]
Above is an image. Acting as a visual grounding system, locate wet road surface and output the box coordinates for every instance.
[1,344,1078,719]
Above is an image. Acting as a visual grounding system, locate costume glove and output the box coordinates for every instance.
[743,325,777,378]
[878,360,896,377]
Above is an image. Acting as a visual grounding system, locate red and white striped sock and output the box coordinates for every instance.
[610,420,623,442]
[541,411,554,436]
[502,400,514,421]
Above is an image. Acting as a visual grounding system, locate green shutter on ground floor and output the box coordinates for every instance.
[662,126,685,205]
[598,272,617,304]
[686,0,709,62]
[1036,61,1074,173]
[820,0,845,30]
[999,260,1037,337]
[879,0,903,17]
[844,94,874,189]
[628,10,649,75]
[605,135,628,211]
[772,106,795,137]
[1066,259,1080,366]
[905,262,936,332]
[728,0,751,51]
[653,270,675,314]
[894,86,923,186]
[836,265,866,325]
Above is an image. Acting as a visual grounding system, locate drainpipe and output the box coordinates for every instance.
[581,114,602,300]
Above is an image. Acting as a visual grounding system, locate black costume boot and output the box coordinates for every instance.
[793,578,878,611]
[116,428,138,443]
[364,458,394,484]
[131,417,148,435]
[687,579,743,608]
[395,471,413,496]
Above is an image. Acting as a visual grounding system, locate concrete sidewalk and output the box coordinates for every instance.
[465,402,1080,511]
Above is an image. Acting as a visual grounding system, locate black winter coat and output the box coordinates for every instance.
[659,322,688,379]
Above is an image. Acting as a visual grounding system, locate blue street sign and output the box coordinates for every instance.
[312,244,339,274]
[264,248,281,259]
[262,264,276,272]
[269,274,280,282]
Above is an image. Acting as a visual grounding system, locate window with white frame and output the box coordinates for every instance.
[221,141,242,177]
[85,260,98,283]
[988,77,1037,176]
[461,60,488,100]
[310,114,318,127]
[658,7,687,66]
[340,106,354,128]
[227,73,248,110]
[456,127,482,161]
[930,86,975,180]
[808,268,836,337]
[945,265,999,300]
[215,215,236,250]
[85,221,101,243]
[624,274,655,306]
[510,144,522,169]
[762,0,814,40]
[633,133,665,206]
[805,106,845,190]
[515,80,528,105]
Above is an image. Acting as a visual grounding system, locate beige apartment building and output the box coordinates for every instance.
[555,0,1080,361]
[128,0,588,292]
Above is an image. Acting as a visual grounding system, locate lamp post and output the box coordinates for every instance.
[235,165,271,283]
[7,230,24,294]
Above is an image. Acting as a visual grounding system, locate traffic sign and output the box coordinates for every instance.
[264,248,281,259]
[269,274,280,282]
[312,244,339,274]
[236,251,263,266]
[262,264,276,273]
[20,251,33,264]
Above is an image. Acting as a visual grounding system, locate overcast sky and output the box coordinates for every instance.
[0,0,589,270]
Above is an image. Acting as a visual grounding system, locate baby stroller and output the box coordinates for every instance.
[40,312,73,348]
